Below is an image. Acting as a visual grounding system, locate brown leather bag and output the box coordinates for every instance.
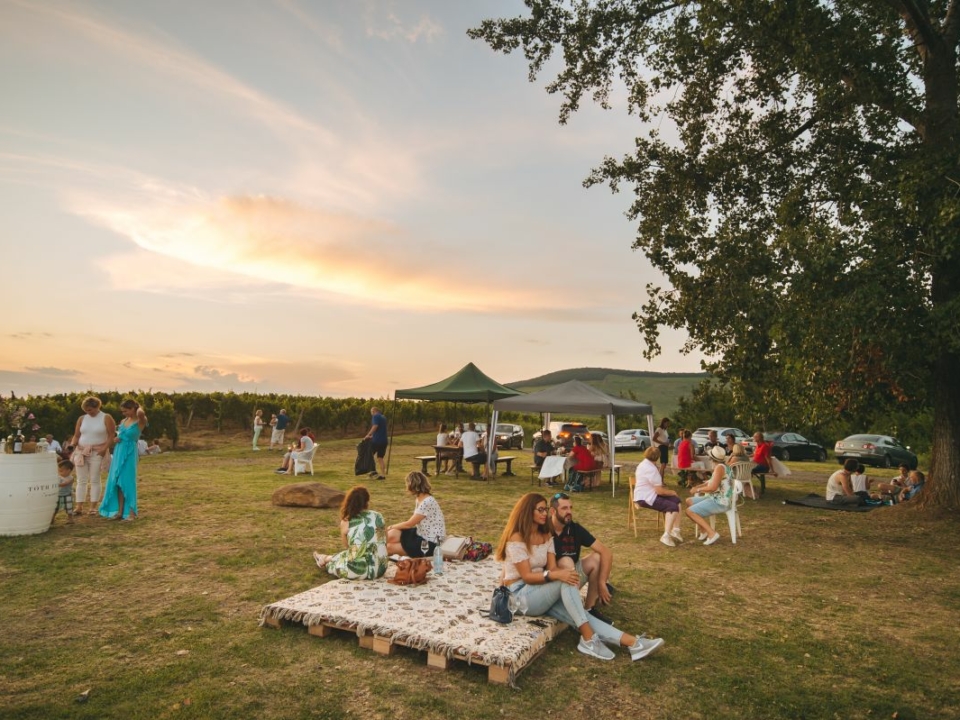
[388,558,432,585]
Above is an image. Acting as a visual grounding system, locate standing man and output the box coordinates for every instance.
[271,409,289,450]
[364,406,388,480]
[548,492,618,626]
[45,434,62,454]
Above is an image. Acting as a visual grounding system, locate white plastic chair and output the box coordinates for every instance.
[731,462,757,500]
[293,444,318,476]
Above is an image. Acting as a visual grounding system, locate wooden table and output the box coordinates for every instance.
[433,445,464,477]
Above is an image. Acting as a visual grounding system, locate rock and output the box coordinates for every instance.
[272,482,344,509]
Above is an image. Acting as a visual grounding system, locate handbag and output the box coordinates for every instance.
[440,536,471,560]
[388,557,431,586]
[488,585,513,624]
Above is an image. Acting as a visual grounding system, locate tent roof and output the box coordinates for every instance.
[492,379,652,415]
[395,362,521,403]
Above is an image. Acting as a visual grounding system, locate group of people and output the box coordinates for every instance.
[435,421,494,479]
[311,474,665,664]
[532,428,608,490]
[51,396,149,525]
[252,408,291,451]
[634,443,746,547]
[826,460,925,506]
[312,470,445,580]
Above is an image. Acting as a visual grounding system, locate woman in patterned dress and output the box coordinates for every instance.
[314,486,387,580]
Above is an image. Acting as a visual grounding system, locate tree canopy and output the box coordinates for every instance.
[471,1,960,509]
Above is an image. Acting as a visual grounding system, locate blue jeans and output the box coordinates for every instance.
[508,579,624,646]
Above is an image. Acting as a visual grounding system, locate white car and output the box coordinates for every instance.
[614,429,651,451]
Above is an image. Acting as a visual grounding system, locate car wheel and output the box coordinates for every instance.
[781,449,790,462]
[817,449,827,462]
[882,455,892,468]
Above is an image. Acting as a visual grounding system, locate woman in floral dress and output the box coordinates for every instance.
[314,486,387,580]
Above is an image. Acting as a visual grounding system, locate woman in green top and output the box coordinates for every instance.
[314,486,388,580]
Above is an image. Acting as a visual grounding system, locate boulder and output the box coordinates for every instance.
[272,482,344,509]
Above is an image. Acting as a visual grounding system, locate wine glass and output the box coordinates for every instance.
[420,539,430,557]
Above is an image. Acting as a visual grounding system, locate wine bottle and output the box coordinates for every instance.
[13,432,24,454]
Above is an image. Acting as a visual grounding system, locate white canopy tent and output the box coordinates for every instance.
[491,380,654,495]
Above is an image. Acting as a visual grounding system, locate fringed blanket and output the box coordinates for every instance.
[259,557,567,672]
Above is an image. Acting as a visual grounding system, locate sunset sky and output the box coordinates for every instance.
[0,1,701,399]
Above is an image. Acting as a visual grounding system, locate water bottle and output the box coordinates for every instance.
[433,542,444,575]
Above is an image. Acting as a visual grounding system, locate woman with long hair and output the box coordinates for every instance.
[652,417,671,476]
[314,486,387,580]
[99,399,147,521]
[496,493,664,662]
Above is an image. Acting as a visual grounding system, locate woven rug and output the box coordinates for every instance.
[260,557,568,672]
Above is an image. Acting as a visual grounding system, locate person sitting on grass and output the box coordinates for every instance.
[276,428,315,475]
[850,463,877,501]
[496,492,664,662]
[897,470,925,503]
[876,464,911,499]
[313,485,387,580]
[825,458,865,506]
[684,446,735,545]
[634,445,684,547]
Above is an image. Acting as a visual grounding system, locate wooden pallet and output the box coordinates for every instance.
[262,613,567,685]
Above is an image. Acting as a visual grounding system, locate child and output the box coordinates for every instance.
[52,459,76,525]
[850,463,872,500]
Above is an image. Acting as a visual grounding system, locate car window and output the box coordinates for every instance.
[793,434,807,442]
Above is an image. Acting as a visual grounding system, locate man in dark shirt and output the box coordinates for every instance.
[534,429,555,468]
[363,407,388,480]
[549,492,615,625]
[271,409,290,449]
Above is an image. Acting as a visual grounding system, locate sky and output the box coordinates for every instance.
[0,0,702,399]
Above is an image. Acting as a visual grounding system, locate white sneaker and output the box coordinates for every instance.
[629,635,665,661]
[659,533,676,547]
[578,635,615,661]
[703,533,721,546]
[670,528,684,543]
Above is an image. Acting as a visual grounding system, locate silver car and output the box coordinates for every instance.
[614,428,651,451]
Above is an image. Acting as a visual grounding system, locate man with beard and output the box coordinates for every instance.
[548,492,616,625]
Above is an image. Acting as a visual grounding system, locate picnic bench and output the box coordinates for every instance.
[467,455,516,479]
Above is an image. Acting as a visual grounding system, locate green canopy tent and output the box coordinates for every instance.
[386,363,521,475]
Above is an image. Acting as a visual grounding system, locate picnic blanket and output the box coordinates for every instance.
[260,557,570,673]
[783,494,880,512]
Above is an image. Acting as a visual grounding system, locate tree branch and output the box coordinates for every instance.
[943,0,960,46]
[888,0,942,60]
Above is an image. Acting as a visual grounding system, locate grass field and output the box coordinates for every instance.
[2,431,958,719]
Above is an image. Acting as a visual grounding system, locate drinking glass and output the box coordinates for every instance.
[420,539,430,557]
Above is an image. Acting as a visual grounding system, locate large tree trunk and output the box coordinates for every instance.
[919,348,960,510]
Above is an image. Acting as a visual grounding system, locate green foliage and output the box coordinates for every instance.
[471,2,960,507]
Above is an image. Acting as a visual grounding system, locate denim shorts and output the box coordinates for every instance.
[688,495,728,518]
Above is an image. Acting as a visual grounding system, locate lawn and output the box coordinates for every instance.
[2,431,958,719]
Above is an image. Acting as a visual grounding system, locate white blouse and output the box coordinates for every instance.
[502,538,554,584]
[415,495,446,543]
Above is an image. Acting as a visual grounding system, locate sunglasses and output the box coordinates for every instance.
[552,492,569,501]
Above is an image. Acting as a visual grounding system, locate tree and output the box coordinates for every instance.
[471,1,960,510]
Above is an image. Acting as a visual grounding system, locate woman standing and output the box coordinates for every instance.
[314,486,388,580]
[252,409,264,451]
[99,399,147,521]
[70,396,117,516]
[496,493,664,661]
[652,417,671,476]
[634,445,684,547]
[386,472,446,557]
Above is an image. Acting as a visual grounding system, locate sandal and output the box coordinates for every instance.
[313,552,331,569]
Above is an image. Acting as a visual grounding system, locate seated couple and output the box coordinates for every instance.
[313,472,445,580]
[497,492,664,662]
[874,464,925,503]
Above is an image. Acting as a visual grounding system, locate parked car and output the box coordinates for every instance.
[494,423,524,450]
[743,432,827,462]
[691,426,751,454]
[614,428,651,451]
[834,434,918,469]
[532,422,590,449]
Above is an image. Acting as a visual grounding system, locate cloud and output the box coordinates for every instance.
[364,6,443,43]
[194,365,258,386]
[79,193,555,313]
[8,332,54,341]
[23,366,80,377]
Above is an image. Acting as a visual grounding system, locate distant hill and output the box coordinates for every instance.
[508,367,708,419]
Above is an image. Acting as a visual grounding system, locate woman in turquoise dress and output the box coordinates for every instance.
[99,399,148,521]
[313,486,387,580]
